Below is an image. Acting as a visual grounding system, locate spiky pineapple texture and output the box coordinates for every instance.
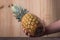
[21,13,42,36]
[11,4,28,21]
[11,4,44,37]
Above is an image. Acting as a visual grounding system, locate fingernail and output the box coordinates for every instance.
[24,30,27,33]
[26,32,30,36]
[23,28,26,32]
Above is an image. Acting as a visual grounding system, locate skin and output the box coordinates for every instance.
[10,4,60,37]
[23,20,60,37]
[45,20,60,35]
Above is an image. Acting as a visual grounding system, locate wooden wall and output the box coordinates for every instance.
[0,0,60,37]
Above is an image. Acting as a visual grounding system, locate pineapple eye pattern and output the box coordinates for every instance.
[21,13,41,36]
[11,5,44,37]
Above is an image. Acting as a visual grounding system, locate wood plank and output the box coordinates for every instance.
[0,0,60,37]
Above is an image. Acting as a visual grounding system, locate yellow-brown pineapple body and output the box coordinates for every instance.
[21,13,40,36]
[11,5,45,37]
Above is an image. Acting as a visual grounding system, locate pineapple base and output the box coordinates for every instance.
[21,13,45,37]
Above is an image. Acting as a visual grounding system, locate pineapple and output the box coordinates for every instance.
[21,13,40,36]
[11,4,45,37]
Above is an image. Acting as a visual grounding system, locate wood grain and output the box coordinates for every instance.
[0,0,60,37]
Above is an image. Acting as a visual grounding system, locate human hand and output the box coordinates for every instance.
[22,20,60,37]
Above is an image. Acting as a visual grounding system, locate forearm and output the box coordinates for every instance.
[45,20,60,35]
[24,20,60,37]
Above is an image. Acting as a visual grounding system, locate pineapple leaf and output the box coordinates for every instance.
[11,4,29,22]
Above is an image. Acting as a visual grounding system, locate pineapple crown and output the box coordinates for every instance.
[11,4,29,22]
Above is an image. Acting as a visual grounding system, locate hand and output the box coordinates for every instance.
[22,20,60,37]
[22,23,45,37]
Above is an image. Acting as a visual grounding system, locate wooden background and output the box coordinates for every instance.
[0,0,60,37]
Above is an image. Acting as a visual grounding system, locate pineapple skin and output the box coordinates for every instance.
[11,5,45,37]
[21,13,44,36]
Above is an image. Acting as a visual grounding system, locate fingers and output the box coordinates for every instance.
[22,28,31,36]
